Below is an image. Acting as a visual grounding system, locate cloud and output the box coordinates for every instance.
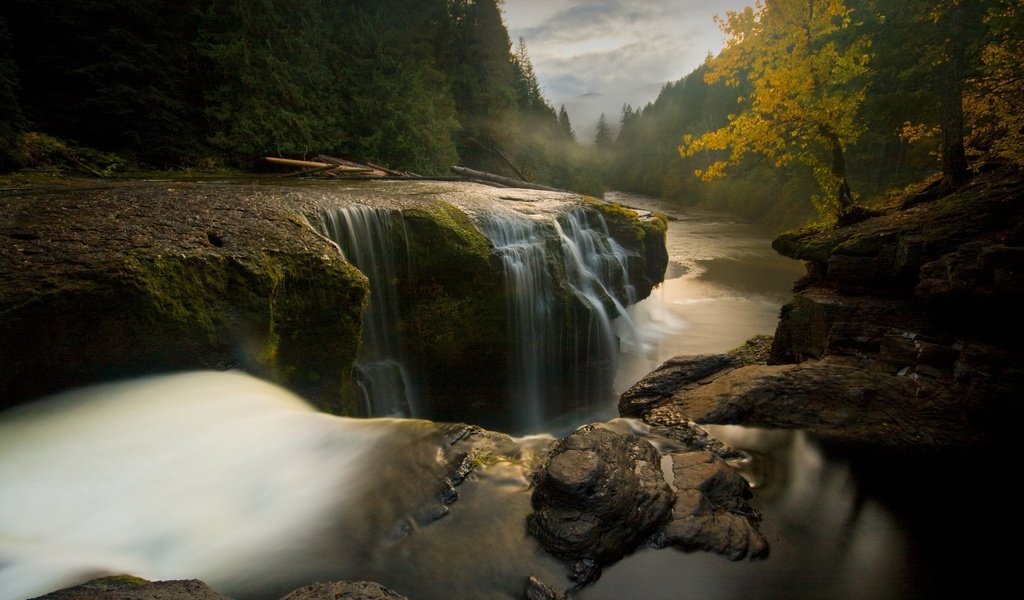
[502,0,750,141]
[505,0,748,100]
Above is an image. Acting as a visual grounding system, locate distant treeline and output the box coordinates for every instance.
[0,0,601,193]
[607,0,1024,228]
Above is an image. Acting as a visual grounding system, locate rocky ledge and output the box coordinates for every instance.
[0,177,666,417]
[31,576,408,600]
[622,168,1024,447]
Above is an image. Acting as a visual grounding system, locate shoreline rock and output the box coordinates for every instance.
[622,167,1024,448]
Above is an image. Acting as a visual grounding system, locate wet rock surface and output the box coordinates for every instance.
[30,577,409,600]
[1,177,667,421]
[528,426,673,584]
[654,450,767,560]
[29,577,231,600]
[279,581,408,600]
[627,168,1024,447]
[528,423,765,588]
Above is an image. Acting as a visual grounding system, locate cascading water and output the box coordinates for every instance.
[0,372,567,600]
[476,213,558,428]
[476,206,639,431]
[554,209,640,404]
[320,206,418,417]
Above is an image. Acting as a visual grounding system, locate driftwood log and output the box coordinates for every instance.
[449,166,565,193]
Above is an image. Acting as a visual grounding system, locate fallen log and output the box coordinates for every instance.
[263,156,377,174]
[450,166,565,193]
[264,157,332,169]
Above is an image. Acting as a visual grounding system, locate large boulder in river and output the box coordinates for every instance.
[528,426,673,583]
[527,422,766,586]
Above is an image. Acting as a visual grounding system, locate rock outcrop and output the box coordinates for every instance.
[0,178,667,417]
[0,180,370,413]
[528,426,674,584]
[279,581,408,600]
[623,168,1024,447]
[30,577,409,600]
[29,576,231,600]
[528,422,766,588]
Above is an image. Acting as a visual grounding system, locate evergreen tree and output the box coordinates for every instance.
[594,113,612,147]
[558,105,575,140]
[511,37,554,119]
[0,15,23,169]
[2,0,203,164]
[447,0,518,169]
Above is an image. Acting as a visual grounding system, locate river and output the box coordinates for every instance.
[0,193,1000,599]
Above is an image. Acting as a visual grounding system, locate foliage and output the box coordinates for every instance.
[0,15,23,170]
[594,113,613,147]
[0,0,600,190]
[17,132,127,176]
[965,0,1024,167]
[679,0,872,218]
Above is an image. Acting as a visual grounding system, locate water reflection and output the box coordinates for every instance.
[582,424,1010,599]
[608,192,804,393]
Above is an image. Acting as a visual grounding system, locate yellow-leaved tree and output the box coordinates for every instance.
[966,0,1024,168]
[679,0,872,219]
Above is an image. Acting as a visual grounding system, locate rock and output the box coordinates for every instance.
[0,181,370,413]
[619,354,740,417]
[0,178,669,419]
[528,426,673,583]
[29,576,230,600]
[278,581,408,600]
[524,576,568,600]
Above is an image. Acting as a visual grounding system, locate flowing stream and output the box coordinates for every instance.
[0,192,998,599]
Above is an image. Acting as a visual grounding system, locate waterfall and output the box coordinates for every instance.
[320,206,418,417]
[554,209,640,406]
[477,213,558,428]
[477,207,639,430]
[319,202,642,430]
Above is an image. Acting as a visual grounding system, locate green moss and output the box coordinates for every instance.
[124,254,226,344]
[123,248,369,415]
[583,197,646,241]
[403,201,493,259]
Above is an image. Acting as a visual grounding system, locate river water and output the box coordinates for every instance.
[0,193,1004,599]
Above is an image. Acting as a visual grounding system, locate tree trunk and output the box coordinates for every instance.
[941,1,969,187]
[822,126,853,210]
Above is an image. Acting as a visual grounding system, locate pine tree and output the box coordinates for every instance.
[594,113,612,147]
[558,105,575,140]
[0,15,23,169]
[447,0,518,167]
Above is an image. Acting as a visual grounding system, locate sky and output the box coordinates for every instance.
[502,0,752,138]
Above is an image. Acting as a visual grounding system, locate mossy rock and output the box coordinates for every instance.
[0,181,369,413]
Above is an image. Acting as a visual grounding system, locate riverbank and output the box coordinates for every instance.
[621,167,1024,448]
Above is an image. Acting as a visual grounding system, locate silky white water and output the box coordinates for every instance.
[0,371,566,600]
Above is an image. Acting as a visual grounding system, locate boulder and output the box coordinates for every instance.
[279,581,407,600]
[527,426,673,584]
[648,449,767,561]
